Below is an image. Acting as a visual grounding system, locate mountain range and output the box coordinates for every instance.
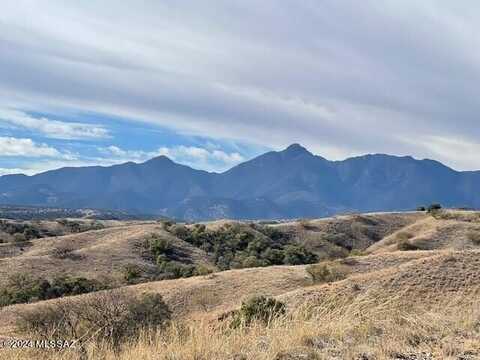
[1,144,478,220]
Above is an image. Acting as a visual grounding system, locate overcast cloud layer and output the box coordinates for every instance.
[1,1,480,174]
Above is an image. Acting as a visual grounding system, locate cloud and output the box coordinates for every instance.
[0,136,63,157]
[1,1,480,169]
[0,167,30,176]
[100,145,244,172]
[0,109,109,140]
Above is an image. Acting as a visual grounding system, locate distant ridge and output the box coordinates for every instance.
[1,144,479,220]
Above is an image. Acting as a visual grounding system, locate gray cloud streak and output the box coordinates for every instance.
[1,1,480,169]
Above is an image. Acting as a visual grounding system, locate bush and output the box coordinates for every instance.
[16,290,171,347]
[148,235,172,257]
[157,260,197,278]
[170,224,191,240]
[231,296,286,328]
[306,263,349,284]
[51,246,83,260]
[12,233,26,243]
[428,203,442,213]
[0,274,106,307]
[283,244,318,265]
[166,223,315,270]
[416,206,426,211]
[397,239,421,251]
[123,264,143,284]
[396,232,414,242]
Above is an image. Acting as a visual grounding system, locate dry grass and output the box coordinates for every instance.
[3,212,480,359]
[1,296,479,360]
[0,223,212,287]
[368,211,480,254]
[277,212,425,255]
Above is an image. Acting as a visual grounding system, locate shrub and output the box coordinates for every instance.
[16,290,171,347]
[397,239,421,251]
[123,264,143,284]
[194,264,215,276]
[0,274,106,307]
[51,246,83,260]
[157,260,197,278]
[170,224,191,240]
[416,206,426,212]
[428,203,442,213]
[231,296,286,328]
[396,232,414,242]
[148,235,172,257]
[165,222,316,270]
[12,233,26,243]
[283,244,318,265]
[306,262,349,284]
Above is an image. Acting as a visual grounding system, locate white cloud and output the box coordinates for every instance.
[0,109,109,140]
[99,145,244,172]
[0,167,30,176]
[0,137,62,157]
[404,135,480,171]
[1,2,480,169]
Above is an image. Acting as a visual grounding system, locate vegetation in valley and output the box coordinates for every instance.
[167,223,318,270]
[0,273,108,307]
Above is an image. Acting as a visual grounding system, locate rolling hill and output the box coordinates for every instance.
[2,210,480,359]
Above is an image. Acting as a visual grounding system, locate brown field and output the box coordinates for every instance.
[1,209,480,359]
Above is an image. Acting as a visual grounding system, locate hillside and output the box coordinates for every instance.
[0,222,213,287]
[1,248,479,359]
[1,144,479,220]
[0,212,423,290]
[1,210,480,359]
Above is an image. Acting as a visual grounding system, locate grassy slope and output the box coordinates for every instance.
[2,210,480,358]
[0,223,213,287]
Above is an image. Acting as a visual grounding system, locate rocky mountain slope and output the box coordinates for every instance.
[1,144,479,220]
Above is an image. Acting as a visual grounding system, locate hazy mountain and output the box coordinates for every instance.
[1,144,479,220]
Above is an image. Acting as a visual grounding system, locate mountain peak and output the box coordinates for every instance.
[283,143,311,155]
[144,155,173,164]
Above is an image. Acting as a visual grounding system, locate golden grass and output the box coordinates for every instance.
[1,295,479,360]
[0,223,212,287]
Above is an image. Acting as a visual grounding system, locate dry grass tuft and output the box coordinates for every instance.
[1,297,479,360]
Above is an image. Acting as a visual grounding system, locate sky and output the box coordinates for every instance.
[1,1,480,175]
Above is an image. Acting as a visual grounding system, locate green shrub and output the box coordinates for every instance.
[0,274,106,307]
[231,296,286,328]
[165,223,317,270]
[194,264,215,276]
[123,264,143,284]
[148,235,172,257]
[157,260,197,278]
[283,244,318,265]
[306,263,349,284]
